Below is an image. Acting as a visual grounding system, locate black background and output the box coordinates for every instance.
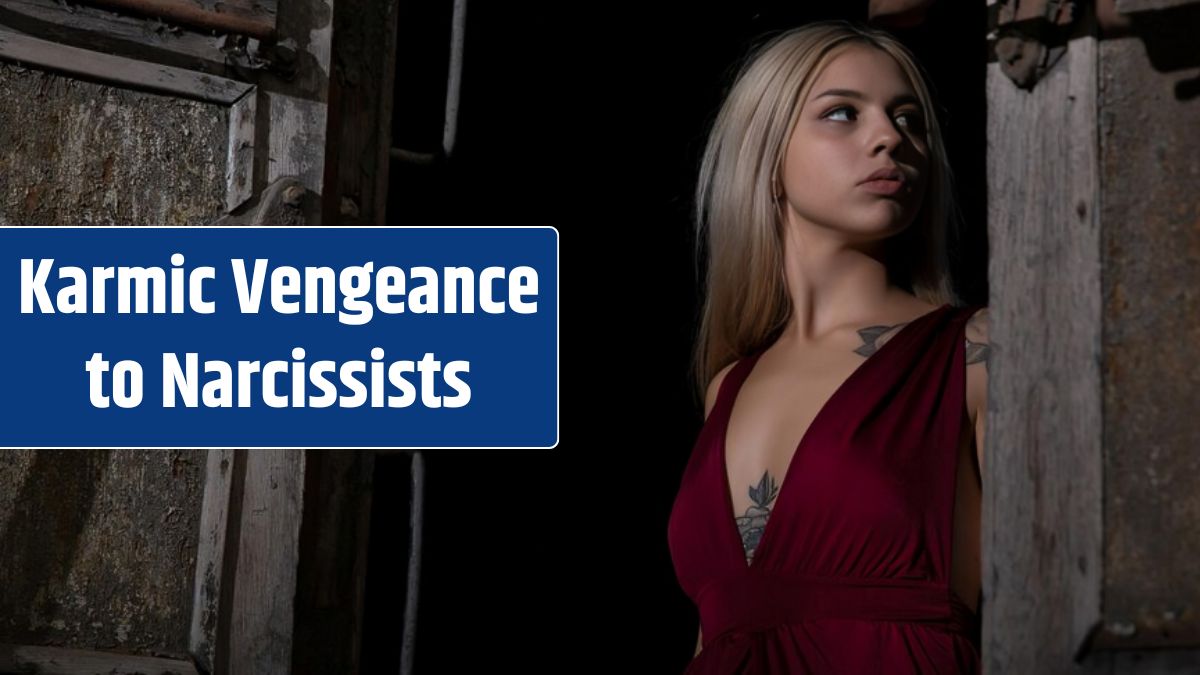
[364,1,987,672]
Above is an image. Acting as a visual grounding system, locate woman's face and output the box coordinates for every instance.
[779,45,930,242]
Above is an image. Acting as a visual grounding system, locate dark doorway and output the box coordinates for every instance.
[361,2,986,672]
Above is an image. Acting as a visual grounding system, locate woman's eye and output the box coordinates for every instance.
[895,112,924,130]
[825,106,856,122]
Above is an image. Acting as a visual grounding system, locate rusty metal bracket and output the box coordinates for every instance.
[987,0,1082,90]
[218,34,298,81]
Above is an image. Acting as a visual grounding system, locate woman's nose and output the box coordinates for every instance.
[870,114,903,155]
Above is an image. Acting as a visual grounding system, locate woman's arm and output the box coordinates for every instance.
[695,626,703,657]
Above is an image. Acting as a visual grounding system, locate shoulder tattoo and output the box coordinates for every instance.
[965,308,990,371]
[853,320,908,358]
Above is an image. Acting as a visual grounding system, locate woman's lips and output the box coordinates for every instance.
[858,178,906,196]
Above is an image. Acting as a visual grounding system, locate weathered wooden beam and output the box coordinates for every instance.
[250,0,332,223]
[0,26,251,103]
[0,643,200,675]
[291,450,375,675]
[0,0,231,76]
[319,0,397,225]
[189,450,237,674]
[191,4,336,662]
[225,90,257,213]
[225,449,306,675]
[987,0,1200,669]
[985,31,1104,675]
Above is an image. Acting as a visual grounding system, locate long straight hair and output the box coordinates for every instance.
[691,21,960,404]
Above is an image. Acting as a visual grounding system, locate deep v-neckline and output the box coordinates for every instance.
[720,304,950,571]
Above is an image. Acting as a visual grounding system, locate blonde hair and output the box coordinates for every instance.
[691,20,960,404]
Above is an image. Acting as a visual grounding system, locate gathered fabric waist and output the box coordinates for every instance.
[696,572,977,645]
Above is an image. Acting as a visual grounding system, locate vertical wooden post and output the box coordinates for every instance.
[987,0,1200,670]
[191,450,238,673]
[320,0,398,226]
[226,450,307,675]
[985,29,1104,673]
[291,451,376,675]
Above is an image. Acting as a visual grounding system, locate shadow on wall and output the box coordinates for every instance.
[0,450,204,656]
[0,450,112,644]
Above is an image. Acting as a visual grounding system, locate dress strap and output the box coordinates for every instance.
[709,349,763,421]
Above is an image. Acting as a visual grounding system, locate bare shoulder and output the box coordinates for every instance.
[704,361,739,420]
[964,306,990,356]
[964,307,991,422]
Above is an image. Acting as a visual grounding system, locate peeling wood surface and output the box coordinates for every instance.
[189,450,236,674]
[253,0,331,207]
[0,642,200,675]
[1098,31,1200,650]
[985,37,1104,673]
[225,90,256,212]
[0,450,204,657]
[226,450,305,675]
[0,27,252,103]
[266,91,327,195]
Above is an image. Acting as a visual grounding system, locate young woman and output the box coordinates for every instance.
[667,21,989,673]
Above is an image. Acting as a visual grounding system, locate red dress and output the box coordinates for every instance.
[668,303,982,674]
